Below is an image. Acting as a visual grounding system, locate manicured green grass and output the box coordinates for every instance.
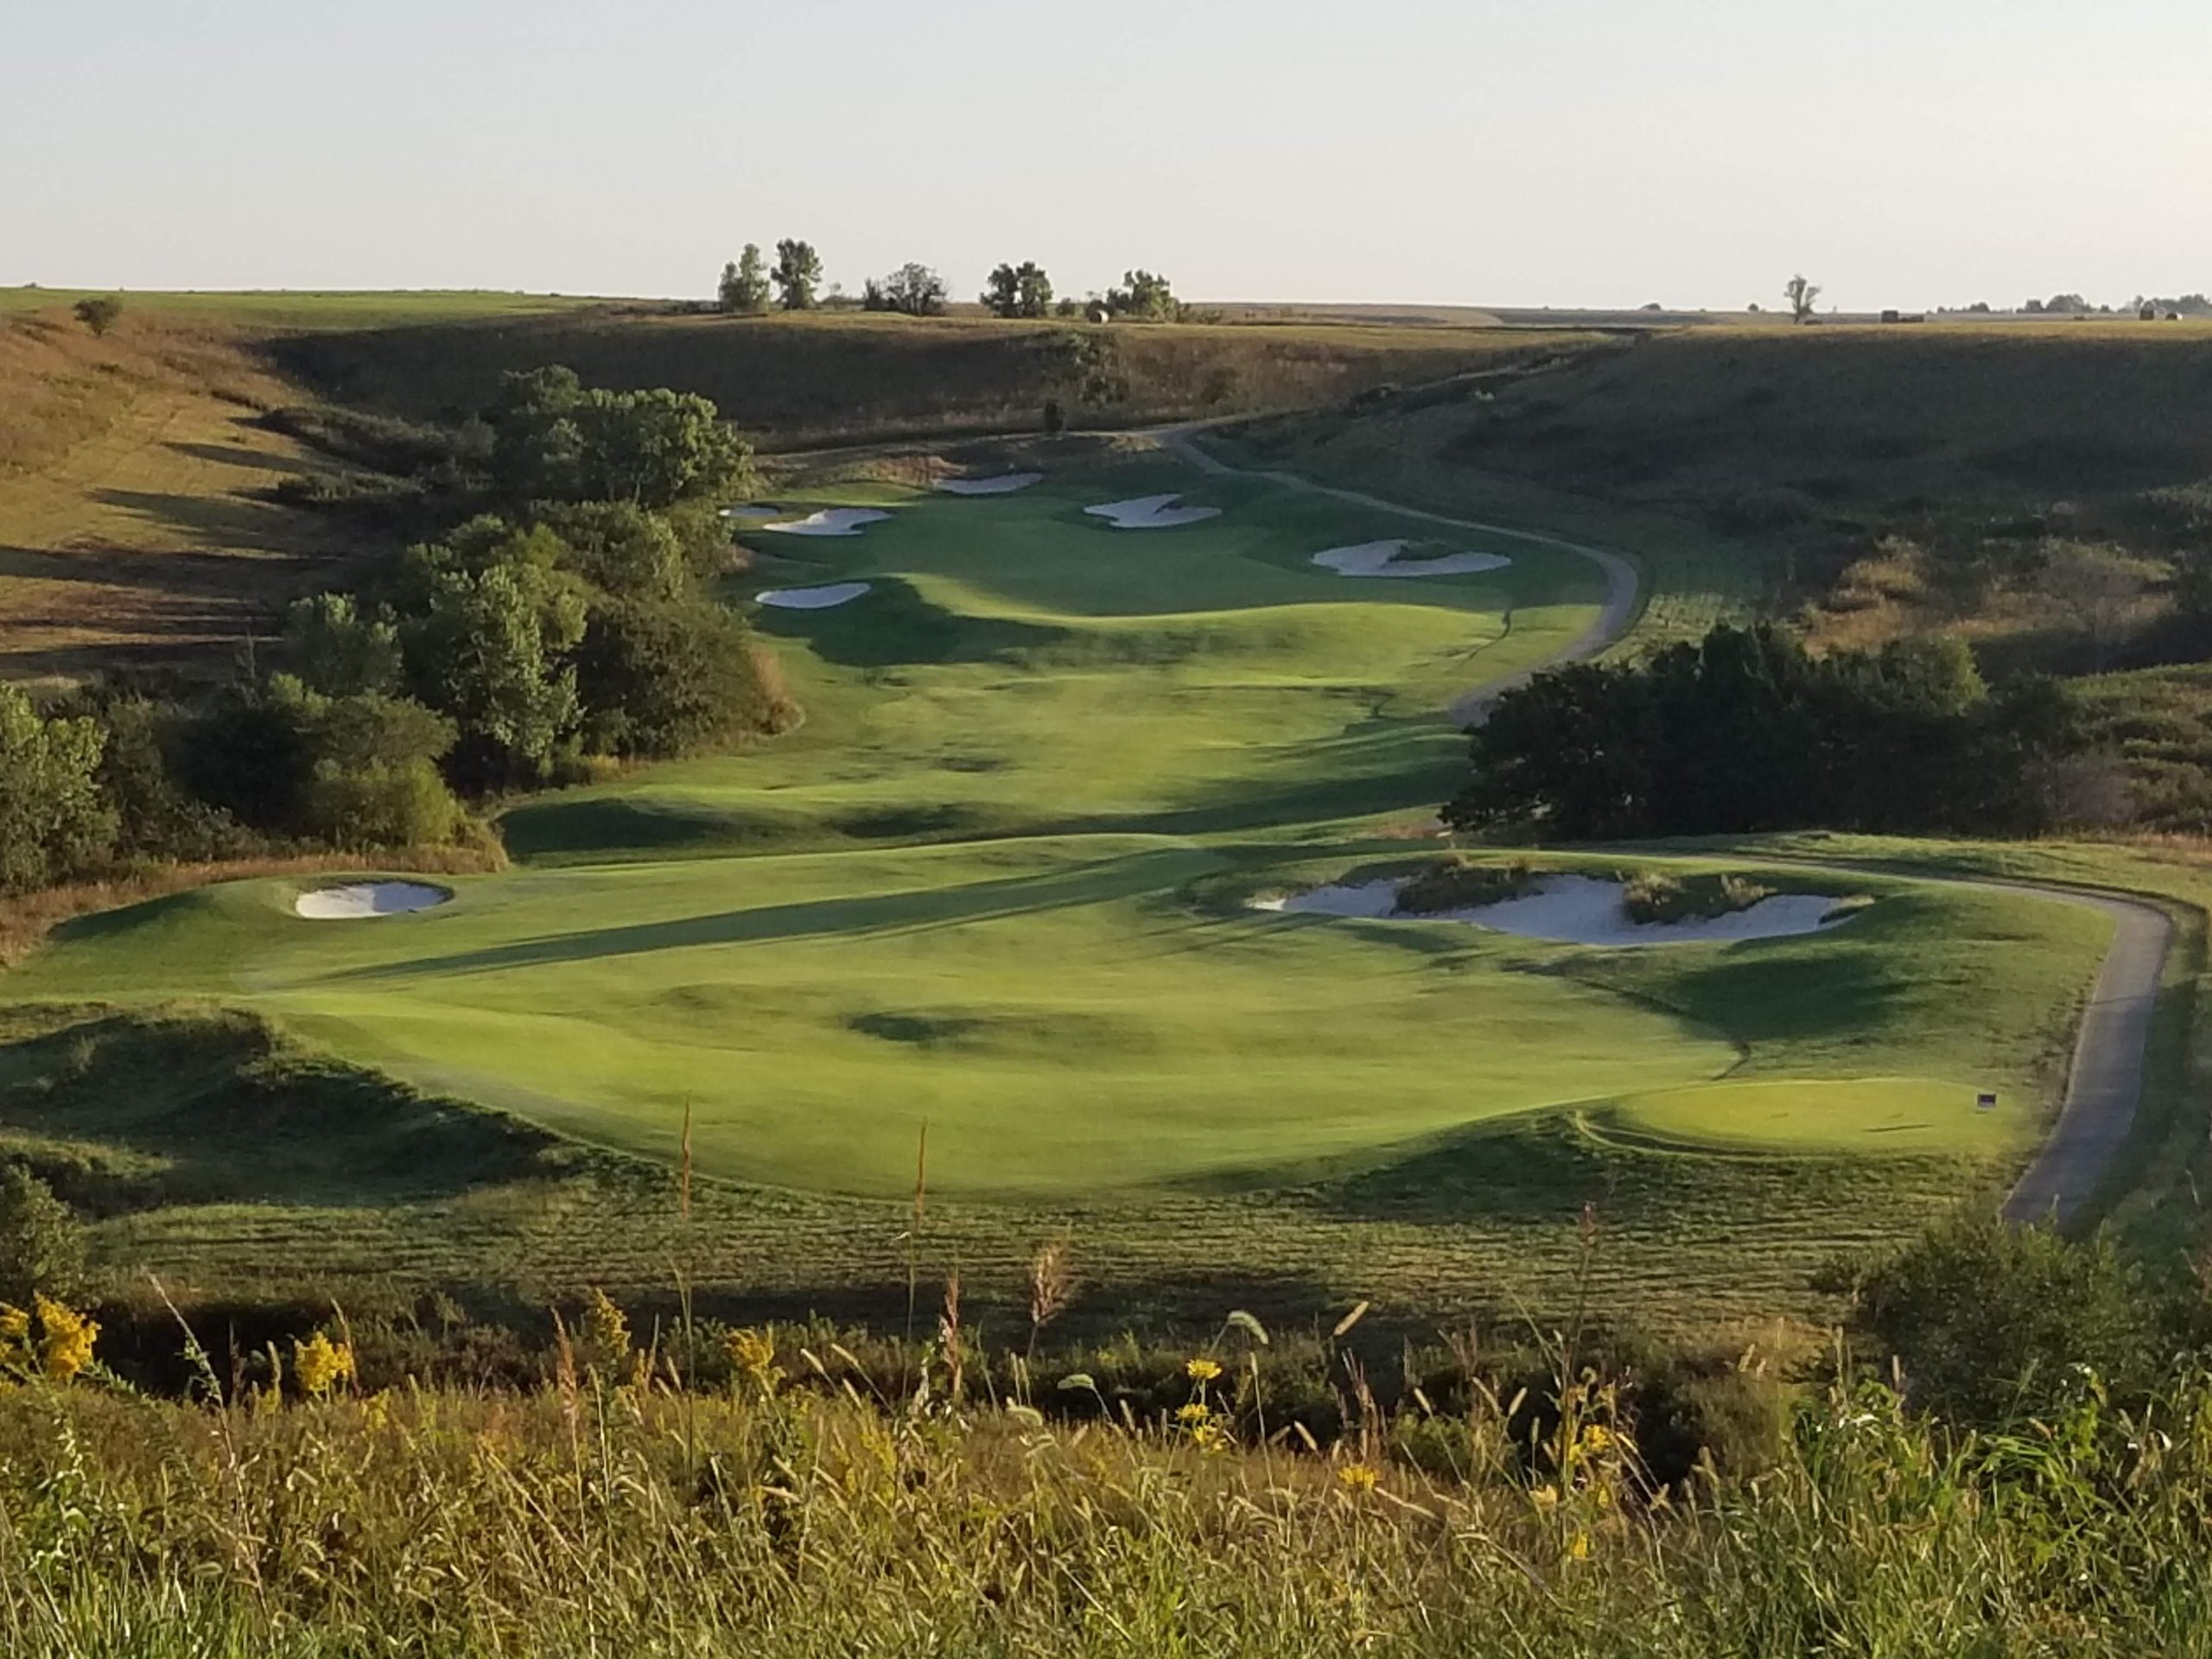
[0,461,2139,1331]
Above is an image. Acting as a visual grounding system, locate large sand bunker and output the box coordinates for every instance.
[296,881,453,920]
[762,508,891,537]
[1259,874,1852,946]
[1085,494,1223,530]
[935,472,1045,496]
[758,582,872,610]
[1313,540,1512,579]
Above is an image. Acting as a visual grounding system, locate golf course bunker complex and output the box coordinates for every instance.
[758,582,872,610]
[1085,493,1223,530]
[934,472,1044,495]
[1313,540,1512,579]
[294,881,453,920]
[762,508,891,537]
[1261,874,1853,946]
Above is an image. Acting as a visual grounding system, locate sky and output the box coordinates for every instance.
[5,0,2208,311]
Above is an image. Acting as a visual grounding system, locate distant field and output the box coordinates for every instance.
[0,287,616,331]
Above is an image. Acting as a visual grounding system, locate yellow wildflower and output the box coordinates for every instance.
[1184,1357,1222,1383]
[33,1295,98,1383]
[723,1326,782,1395]
[293,1330,355,1398]
[0,1303,29,1368]
[1191,1420,1229,1455]
[1175,1402,1211,1424]
[1580,1422,1614,1453]
[1568,1530,1592,1560]
[582,1288,630,1370]
[1530,1484,1560,1510]
[1337,1462,1379,1493]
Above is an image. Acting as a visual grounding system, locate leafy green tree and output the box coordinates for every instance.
[283,593,404,697]
[268,675,465,848]
[536,501,688,601]
[402,550,586,789]
[575,595,772,757]
[0,687,115,893]
[983,261,1054,319]
[863,263,948,317]
[772,239,823,311]
[485,366,587,502]
[718,244,771,315]
[482,371,750,511]
[0,1167,86,1307]
[71,296,122,336]
[1106,270,1183,322]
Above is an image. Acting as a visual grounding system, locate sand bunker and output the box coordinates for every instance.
[1258,874,1851,947]
[295,881,452,920]
[935,472,1045,496]
[1313,540,1513,579]
[1085,494,1223,530]
[762,508,891,537]
[758,582,872,610]
[719,504,785,520]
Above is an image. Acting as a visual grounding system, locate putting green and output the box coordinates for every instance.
[5,461,2116,1203]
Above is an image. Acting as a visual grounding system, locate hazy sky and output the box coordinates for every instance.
[6,0,2207,309]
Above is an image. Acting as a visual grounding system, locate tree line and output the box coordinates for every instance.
[1446,623,2107,840]
[0,369,790,897]
[713,245,1193,322]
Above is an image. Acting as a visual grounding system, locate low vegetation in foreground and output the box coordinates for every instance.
[0,1213,2204,1656]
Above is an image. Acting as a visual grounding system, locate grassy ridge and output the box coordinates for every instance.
[267,310,1605,445]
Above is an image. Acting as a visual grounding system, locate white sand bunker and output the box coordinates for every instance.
[1085,493,1223,530]
[762,508,892,537]
[935,472,1045,496]
[758,582,872,610]
[295,881,452,920]
[1313,540,1513,579]
[1258,874,1852,947]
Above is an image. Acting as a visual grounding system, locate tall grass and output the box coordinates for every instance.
[1,1316,2209,1655]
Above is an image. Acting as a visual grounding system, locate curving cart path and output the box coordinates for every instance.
[1158,423,2173,1230]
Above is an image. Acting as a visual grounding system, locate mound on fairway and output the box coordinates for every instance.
[1262,874,1851,945]
[757,582,872,611]
[763,508,891,537]
[1313,540,1512,579]
[1084,493,1224,530]
[934,472,1044,496]
[295,881,453,920]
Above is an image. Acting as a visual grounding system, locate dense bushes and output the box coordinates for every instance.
[0,367,790,902]
[1448,623,2098,839]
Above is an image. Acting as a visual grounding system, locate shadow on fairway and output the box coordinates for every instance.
[310,846,1222,986]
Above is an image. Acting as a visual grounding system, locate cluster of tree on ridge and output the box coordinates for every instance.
[713,244,1192,322]
[0,368,791,898]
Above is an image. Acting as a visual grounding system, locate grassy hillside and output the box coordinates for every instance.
[0,309,375,683]
[0,287,615,329]
[268,310,1605,446]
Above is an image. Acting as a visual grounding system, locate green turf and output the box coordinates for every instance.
[0,458,2139,1327]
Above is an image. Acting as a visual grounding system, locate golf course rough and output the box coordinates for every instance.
[9,464,2118,1211]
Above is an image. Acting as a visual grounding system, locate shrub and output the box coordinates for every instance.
[0,1166,86,1307]
[0,686,117,893]
[70,295,122,336]
[1619,871,1775,925]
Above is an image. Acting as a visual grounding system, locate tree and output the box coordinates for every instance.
[71,296,122,336]
[717,244,771,315]
[283,592,404,698]
[575,595,772,757]
[268,675,465,848]
[864,263,947,317]
[482,370,751,511]
[401,549,586,789]
[1105,270,1182,322]
[0,1167,85,1307]
[1783,274,1821,324]
[0,686,115,893]
[772,239,823,311]
[983,261,1054,319]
